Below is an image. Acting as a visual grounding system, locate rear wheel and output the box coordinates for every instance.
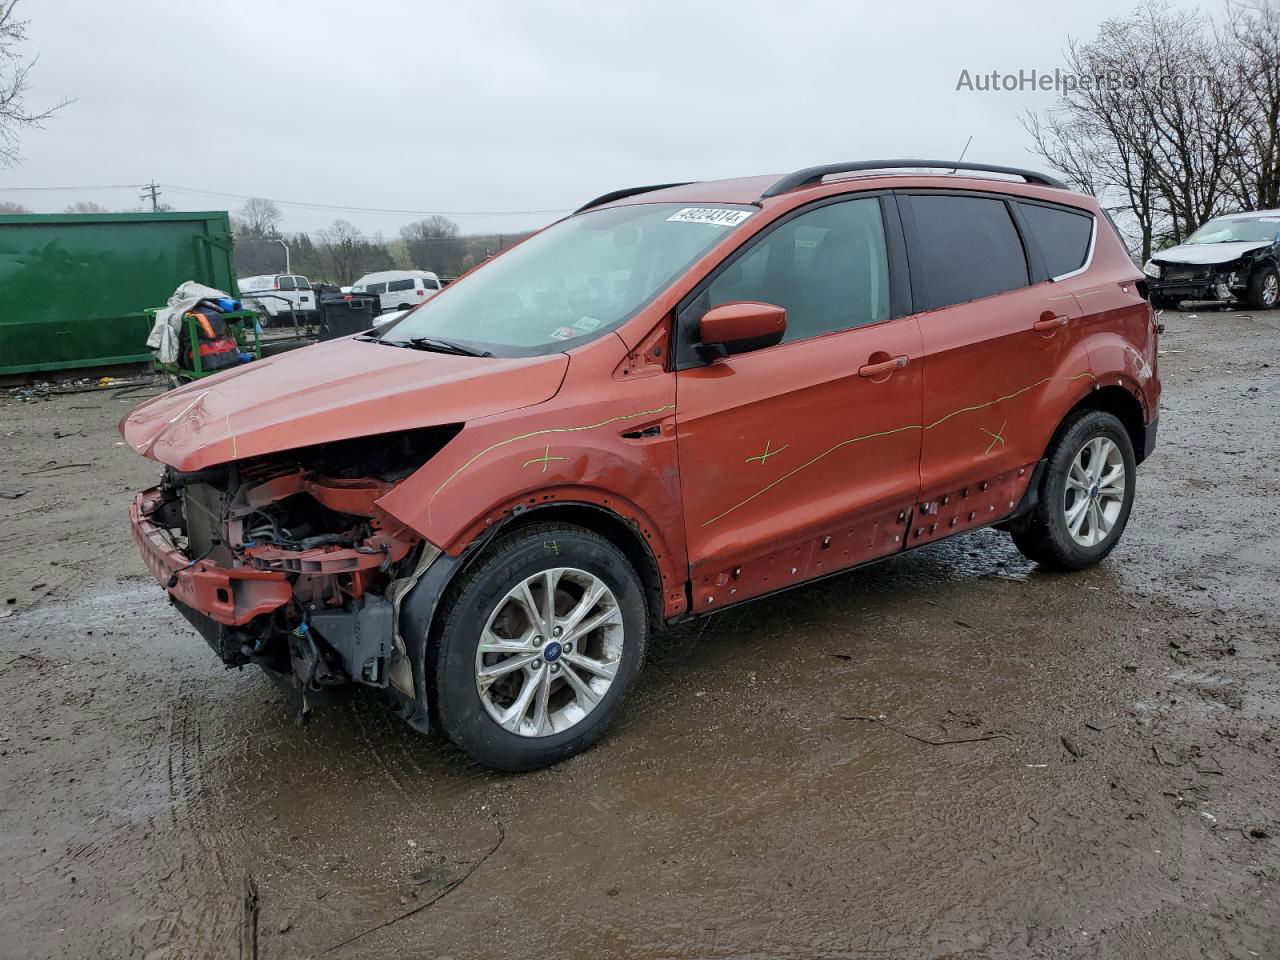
[433,523,647,770]
[1011,410,1136,571]
[1249,265,1280,310]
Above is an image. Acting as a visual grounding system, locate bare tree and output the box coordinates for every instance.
[0,199,28,213]
[1023,1,1242,258]
[0,0,68,167]
[1223,0,1280,210]
[234,197,283,238]
[64,200,107,214]
[400,215,462,272]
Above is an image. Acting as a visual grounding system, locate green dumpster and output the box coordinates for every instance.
[0,211,240,377]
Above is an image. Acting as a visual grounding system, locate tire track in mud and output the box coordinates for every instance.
[133,676,239,959]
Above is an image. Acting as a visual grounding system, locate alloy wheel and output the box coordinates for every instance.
[474,567,624,737]
[1063,436,1126,547]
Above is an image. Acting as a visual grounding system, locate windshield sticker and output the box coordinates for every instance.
[666,207,753,227]
[574,316,602,332]
[550,326,579,341]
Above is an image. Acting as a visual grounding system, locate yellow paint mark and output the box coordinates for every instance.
[745,438,789,466]
[980,419,1008,455]
[702,373,1096,527]
[523,445,569,472]
[432,403,675,501]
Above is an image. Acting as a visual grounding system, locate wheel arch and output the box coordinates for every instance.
[1064,384,1148,464]
[491,502,670,632]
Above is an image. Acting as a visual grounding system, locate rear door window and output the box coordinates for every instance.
[424,278,440,290]
[387,279,415,292]
[907,194,1029,309]
[1016,202,1094,278]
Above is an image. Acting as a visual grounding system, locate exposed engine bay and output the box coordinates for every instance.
[138,425,460,717]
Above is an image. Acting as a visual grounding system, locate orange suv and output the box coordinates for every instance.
[122,160,1160,770]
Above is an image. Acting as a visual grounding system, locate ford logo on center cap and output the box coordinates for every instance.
[543,641,563,663]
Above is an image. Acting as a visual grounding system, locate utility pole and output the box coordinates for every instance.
[139,181,161,211]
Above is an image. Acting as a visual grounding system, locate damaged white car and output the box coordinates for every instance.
[1143,211,1280,310]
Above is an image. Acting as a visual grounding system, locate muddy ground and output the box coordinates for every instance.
[1,308,1278,960]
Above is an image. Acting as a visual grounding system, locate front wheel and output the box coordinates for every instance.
[1250,265,1280,310]
[433,523,647,771]
[1011,410,1136,571]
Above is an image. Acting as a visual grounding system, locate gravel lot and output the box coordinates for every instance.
[1,306,1278,959]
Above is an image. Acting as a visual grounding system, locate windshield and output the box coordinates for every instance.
[1185,216,1280,244]
[376,203,754,354]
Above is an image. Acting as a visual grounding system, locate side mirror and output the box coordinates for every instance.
[699,301,786,356]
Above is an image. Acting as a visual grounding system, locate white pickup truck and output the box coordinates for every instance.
[238,274,317,323]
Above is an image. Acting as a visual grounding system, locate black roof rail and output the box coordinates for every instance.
[760,160,1067,198]
[574,182,693,215]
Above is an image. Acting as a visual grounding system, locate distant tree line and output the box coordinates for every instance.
[231,197,532,284]
[1025,0,1280,259]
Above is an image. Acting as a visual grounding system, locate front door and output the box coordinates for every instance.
[674,195,923,612]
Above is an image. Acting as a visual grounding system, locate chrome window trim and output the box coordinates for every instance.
[1050,215,1097,282]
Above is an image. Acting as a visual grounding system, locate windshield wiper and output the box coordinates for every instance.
[354,333,490,356]
[405,336,491,357]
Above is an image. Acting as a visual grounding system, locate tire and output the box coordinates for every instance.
[433,523,647,771]
[1249,264,1280,310]
[397,303,411,310]
[1010,410,1137,571]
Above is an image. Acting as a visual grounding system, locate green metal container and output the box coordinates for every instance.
[0,211,239,376]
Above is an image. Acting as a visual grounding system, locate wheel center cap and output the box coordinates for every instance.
[1089,483,1099,500]
[542,640,563,663]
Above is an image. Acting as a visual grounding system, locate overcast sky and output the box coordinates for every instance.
[8,0,1197,237]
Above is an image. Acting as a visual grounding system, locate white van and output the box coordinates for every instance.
[351,270,442,312]
[238,274,317,320]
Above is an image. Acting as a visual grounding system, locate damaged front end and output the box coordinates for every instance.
[1146,259,1250,303]
[129,426,460,726]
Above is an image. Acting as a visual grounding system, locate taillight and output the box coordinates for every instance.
[417,289,424,295]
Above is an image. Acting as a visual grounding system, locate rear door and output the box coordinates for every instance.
[899,191,1089,532]
[276,275,298,315]
[387,277,415,308]
[294,276,314,313]
[675,195,922,611]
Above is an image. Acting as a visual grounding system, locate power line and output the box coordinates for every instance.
[0,183,145,191]
[160,184,567,218]
[0,181,569,218]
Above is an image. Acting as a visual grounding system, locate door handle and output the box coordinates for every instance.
[858,355,909,378]
[1033,313,1069,332]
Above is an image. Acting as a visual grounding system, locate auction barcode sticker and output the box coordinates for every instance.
[666,207,753,227]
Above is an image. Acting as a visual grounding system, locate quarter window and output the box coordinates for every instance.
[908,195,1029,309]
[1016,202,1094,278]
[387,278,415,292]
[704,198,890,344]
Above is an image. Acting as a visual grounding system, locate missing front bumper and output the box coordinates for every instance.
[130,488,293,626]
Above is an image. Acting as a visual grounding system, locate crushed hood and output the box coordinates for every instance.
[121,338,568,471]
[1153,241,1270,266]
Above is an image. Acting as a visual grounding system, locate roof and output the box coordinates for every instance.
[589,161,1077,214]
[594,171,1085,213]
